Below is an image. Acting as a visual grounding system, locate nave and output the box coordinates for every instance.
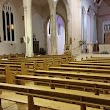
[0,54,110,110]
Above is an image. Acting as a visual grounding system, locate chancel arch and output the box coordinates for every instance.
[57,0,71,45]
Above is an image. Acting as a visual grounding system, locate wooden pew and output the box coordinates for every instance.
[0,67,6,75]
[0,54,74,70]
[34,55,74,63]
[8,55,73,64]
[85,57,110,61]
[0,63,25,73]
[0,58,61,70]
[76,60,110,63]
[0,64,26,83]
[0,61,35,69]
[0,53,25,59]
[27,70,110,82]
[0,74,5,83]
[49,66,110,73]
[24,57,65,68]
[61,64,110,69]
[69,61,110,66]
[0,83,110,110]
[15,74,110,95]
[0,58,60,70]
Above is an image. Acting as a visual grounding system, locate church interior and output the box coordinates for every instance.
[0,0,110,110]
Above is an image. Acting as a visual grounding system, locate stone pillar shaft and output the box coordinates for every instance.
[23,0,33,57]
[50,9,57,55]
[48,0,58,55]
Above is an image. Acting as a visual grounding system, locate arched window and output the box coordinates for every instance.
[2,2,15,42]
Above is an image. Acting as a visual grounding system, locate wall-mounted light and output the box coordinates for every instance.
[10,24,14,30]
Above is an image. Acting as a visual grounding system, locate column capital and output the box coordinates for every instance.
[85,8,88,14]
[48,0,58,9]
[24,6,27,11]
[23,0,32,8]
[50,8,56,16]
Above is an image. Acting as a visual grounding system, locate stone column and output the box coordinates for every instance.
[89,12,93,53]
[96,14,99,52]
[48,0,58,55]
[82,9,88,53]
[85,9,88,44]
[23,0,34,57]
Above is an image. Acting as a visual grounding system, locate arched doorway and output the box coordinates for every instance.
[47,14,65,55]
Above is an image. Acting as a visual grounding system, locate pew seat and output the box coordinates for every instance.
[15,75,110,95]
[69,62,110,66]
[0,83,110,109]
[0,91,100,110]
[27,69,110,82]
[49,67,110,73]
[61,64,110,69]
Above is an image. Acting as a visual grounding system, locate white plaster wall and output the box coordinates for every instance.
[81,0,97,44]
[70,0,81,55]
[81,0,97,12]
[47,15,65,55]
[98,1,110,44]
[0,0,25,55]
[57,27,65,54]
[67,0,98,55]
[56,15,65,55]
[32,7,45,49]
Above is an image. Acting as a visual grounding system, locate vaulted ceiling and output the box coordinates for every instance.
[32,0,49,7]
[104,0,110,5]
[96,0,110,6]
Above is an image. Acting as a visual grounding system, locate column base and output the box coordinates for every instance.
[25,53,34,57]
[88,43,93,53]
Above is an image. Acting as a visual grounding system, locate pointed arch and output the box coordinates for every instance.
[2,1,15,42]
[57,0,72,45]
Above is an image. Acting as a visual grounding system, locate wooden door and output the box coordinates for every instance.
[33,41,39,54]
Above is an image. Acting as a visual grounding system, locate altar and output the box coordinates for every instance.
[99,44,110,53]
